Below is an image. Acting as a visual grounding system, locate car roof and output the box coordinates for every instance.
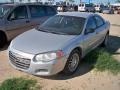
[1,4,15,6]
[2,3,51,7]
[57,12,95,18]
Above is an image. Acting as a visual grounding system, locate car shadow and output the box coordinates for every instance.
[40,35,120,80]
[111,24,120,27]
[107,35,120,54]
[40,62,94,80]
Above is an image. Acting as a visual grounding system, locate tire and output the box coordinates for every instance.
[86,9,89,12]
[62,49,81,75]
[0,32,6,48]
[99,10,102,13]
[101,33,109,47]
[93,10,95,13]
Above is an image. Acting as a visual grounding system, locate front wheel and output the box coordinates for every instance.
[0,32,6,48]
[62,49,81,75]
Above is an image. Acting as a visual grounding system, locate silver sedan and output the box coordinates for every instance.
[8,12,110,76]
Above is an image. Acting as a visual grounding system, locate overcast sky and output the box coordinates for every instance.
[0,0,116,4]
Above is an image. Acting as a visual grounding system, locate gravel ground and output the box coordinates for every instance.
[0,13,120,90]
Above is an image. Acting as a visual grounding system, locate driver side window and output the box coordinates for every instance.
[8,6,28,21]
[85,17,96,34]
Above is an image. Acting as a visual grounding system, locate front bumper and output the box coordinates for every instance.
[78,9,86,12]
[8,47,67,76]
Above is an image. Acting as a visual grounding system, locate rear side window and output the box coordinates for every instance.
[85,17,97,34]
[94,16,104,27]
[29,5,45,18]
[45,6,56,16]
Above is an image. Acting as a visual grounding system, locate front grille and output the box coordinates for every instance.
[9,51,31,70]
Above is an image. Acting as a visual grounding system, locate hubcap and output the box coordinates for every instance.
[68,53,80,72]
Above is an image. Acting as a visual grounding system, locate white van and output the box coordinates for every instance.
[95,4,105,13]
[78,3,95,12]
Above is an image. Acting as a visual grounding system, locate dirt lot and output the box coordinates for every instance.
[0,14,120,90]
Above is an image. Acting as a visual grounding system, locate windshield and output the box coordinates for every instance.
[85,4,93,7]
[0,5,13,18]
[37,15,85,35]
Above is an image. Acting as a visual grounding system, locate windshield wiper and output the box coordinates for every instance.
[50,31,68,35]
[37,28,51,33]
[37,28,70,35]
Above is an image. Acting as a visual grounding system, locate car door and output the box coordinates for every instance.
[6,5,30,40]
[94,15,106,45]
[82,16,98,54]
[28,5,47,27]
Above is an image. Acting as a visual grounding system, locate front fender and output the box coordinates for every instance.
[61,36,84,59]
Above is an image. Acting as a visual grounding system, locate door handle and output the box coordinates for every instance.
[26,20,30,23]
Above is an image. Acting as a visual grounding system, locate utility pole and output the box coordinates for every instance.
[89,0,90,4]
[19,0,23,3]
[10,0,14,3]
[108,0,110,6]
[80,0,82,4]
[88,0,93,4]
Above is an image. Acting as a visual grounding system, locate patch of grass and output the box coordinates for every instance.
[84,48,120,75]
[0,77,41,90]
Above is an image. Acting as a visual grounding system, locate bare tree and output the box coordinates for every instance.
[65,0,74,5]
[116,0,120,3]
[48,0,54,5]
[28,0,31,3]
[69,0,74,3]
[10,0,14,3]
[19,0,23,3]
[36,0,38,2]
[65,0,69,3]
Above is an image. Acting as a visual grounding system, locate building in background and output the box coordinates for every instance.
[111,3,120,7]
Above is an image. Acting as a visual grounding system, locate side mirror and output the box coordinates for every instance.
[8,13,16,21]
[9,17,15,21]
[85,28,95,34]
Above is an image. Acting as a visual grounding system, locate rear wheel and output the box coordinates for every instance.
[62,49,81,75]
[0,32,6,48]
[101,33,109,47]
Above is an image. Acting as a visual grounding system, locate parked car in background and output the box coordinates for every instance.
[102,7,114,14]
[67,6,74,12]
[94,4,105,13]
[8,12,110,76]
[117,7,120,14]
[0,3,57,48]
[78,3,95,12]
[57,5,68,12]
[57,5,63,12]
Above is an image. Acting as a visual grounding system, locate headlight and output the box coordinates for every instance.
[9,41,13,49]
[34,51,64,62]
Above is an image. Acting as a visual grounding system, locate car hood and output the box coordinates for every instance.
[11,29,77,55]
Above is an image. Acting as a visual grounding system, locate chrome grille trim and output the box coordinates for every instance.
[9,51,31,70]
